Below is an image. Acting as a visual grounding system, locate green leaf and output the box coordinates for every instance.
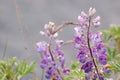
[65,76,73,80]
[1,74,7,80]
[23,62,35,75]
[109,25,120,39]
[112,48,117,58]
[110,61,120,72]
[0,57,35,80]
[107,47,119,61]
[71,62,79,70]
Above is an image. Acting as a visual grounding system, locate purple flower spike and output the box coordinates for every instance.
[56,50,64,56]
[78,12,88,26]
[98,74,104,80]
[103,68,110,73]
[93,74,97,80]
[36,41,48,53]
[37,21,71,79]
[92,47,98,57]
[74,27,83,37]
[100,48,106,54]
[46,67,53,75]
[91,73,104,80]
[85,73,92,80]
[92,16,101,27]
[74,8,109,80]
[74,37,81,44]
[60,57,65,68]
[55,74,62,80]
[98,54,107,65]
[97,43,105,50]
[56,40,64,48]
[45,74,51,79]
[81,61,93,73]
[86,73,104,80]
[40,59,48,69]
[77,51,87,63]
[37,8,109,80]
[45,67,53,79]
[52,62,58,70]
[63,68,70,74]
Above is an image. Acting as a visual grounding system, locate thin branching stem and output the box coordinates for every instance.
[47,22,81,80]
[48,39,64,80]
[87,17,100,79]
[52,22,81,35]
[63,40,74,45]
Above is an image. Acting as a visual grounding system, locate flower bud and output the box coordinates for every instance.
[89,7,96,17]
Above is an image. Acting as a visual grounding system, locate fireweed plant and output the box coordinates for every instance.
[36,8,110,80]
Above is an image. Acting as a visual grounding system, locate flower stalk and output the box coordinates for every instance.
[87,17,100,79]
[48,39,64,80]
[52,22,80,35]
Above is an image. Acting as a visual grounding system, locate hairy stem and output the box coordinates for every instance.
[87,17,100,79]
[48,39,64,80]
[63,40,74,45]
[47,22,79,80]
[52,22,80,34]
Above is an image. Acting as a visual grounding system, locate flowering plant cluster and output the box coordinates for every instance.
[36,8,110,80]
[36,22,70,80]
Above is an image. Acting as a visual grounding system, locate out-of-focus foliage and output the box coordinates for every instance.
[65,62,85,80]
[110,61,120,73]
[107,47,120,61]
[107,47,120,73]
[102,25,120,40]
[0,57,35,80]
[102,25,120,79]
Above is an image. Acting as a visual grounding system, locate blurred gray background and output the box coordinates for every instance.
[0,0,120,80]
